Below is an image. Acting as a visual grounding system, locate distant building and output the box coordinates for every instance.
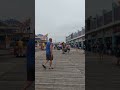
[66,27,85,49]
[85,3,120,52]
[0,18,32,49]
[35,34,48,46]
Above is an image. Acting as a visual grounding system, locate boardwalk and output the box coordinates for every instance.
[86,52,120,90]
[0,50,28,90]
[35,49,85,90]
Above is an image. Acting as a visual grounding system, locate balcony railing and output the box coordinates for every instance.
[86,5,120,33]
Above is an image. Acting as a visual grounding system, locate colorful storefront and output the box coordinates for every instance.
[0,19,32,49]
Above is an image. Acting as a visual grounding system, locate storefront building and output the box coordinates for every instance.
[66,28,85,49]
[85,4,120,52]
[0,19,32,49]
[35,34,48,47]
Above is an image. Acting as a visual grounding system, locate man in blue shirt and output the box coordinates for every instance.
[42,38,53,69]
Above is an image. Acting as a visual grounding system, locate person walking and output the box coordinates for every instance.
[42,38,54,69]
[17,39,24,56]
[83,44,85,54]
[42,42,45,50]
[98,42,104,61]
[115,44,120,65]
[62,42,65,54]
[75,43,79,51]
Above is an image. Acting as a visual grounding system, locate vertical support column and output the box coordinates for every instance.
[102,10,106,25]
[81,40,83,49]
[112,32,116,52]
[5,35,8,49]
[112,2,115,22]
[102,30,105,44]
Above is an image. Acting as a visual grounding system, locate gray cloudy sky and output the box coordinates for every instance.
[0,0,118,42]
[35,0,85,42]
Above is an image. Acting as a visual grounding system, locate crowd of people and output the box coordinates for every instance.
[55,42,71,54]
[23,37,120,90]
[86,42,120,55]
[38,39,120,67]
[40,41,71,53]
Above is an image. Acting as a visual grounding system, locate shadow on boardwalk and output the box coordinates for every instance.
[86,52,120,90]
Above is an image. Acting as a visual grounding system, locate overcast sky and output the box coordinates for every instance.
[0,0,118,42]
[35,0,85,42]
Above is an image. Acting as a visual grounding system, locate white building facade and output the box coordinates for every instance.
[85,3,120,52]
[66,28,85,49]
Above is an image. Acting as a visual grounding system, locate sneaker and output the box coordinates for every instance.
[49,67,54,69]
[42,64,46,69]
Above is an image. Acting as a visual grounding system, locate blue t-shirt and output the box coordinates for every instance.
[46,42,52,55]
[27,39,35,68]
